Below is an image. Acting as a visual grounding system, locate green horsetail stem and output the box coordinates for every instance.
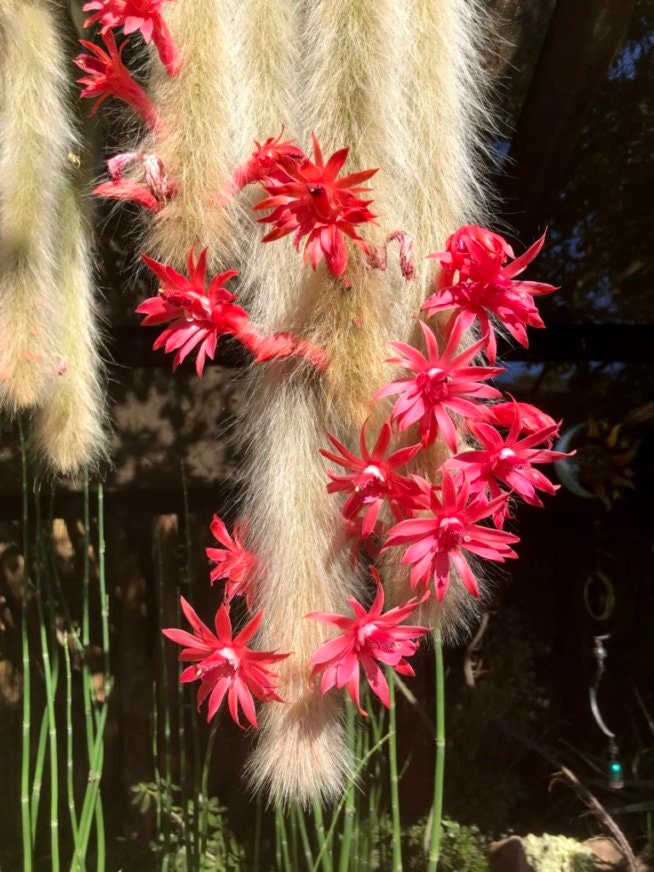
[338,699,356,872]
[63,635,78,842]
[296,802,315,868]
[311,732,391,872]
[312,799,333,872]
[388,672,403,872]
[34,488,60,871]
[29,711,48,844]
[199,723,218,862]
[427,627,446,872]
[74,472,107,868]
[155,524,173,860]
[19,423,32,870]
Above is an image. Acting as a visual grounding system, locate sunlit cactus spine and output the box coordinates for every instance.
[0,1,73,412]
[242,0,494,804]
[33,182,106,474]
[141,0,243,271]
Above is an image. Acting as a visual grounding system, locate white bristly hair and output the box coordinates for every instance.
[142,0,246,271]
[240,0,495,804]
[0,0,74,411]
[33,180,106,475]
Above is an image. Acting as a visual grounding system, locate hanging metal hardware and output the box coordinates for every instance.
[590,635,624,789]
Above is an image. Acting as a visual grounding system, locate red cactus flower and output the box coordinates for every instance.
[254,133,378,276]
[74,31,160,130]
[163,598,288,729]
[429,225,517,284]
[424,228,556,363]
[233,129,308,189]
[447,407,568,519]
[206,516,257,608]
[82,0,181,76]
[320,420,421,536]
[384,470,519,601]
[136,247,247,376]
[482,399,559,439]
[373,320,502,450]
[307,569,430,715]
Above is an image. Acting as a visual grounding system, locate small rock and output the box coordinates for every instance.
[490,836,533,872]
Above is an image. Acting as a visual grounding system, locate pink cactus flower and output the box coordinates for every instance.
[307,570,430,715]
[320,420,421,536]
[428,224,517,284]
[233,129,308,189]
[254,133,378,277]
[82,0,181,76]
[423,228,556,363]
[373,319,502,450]
[384,470,519,601]
[136,247,247,376]
[74,32,160,130]
[206,516,257,608]
[163,598,288,729]
[447,406,568,521]
[481,399,559,438]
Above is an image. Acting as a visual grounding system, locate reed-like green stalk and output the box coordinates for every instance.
[254,797,263,871]
[286,806,300,869]
[275,806,283,871]
[199,722,218,862]
[296,803,315,869]
[312,799,333,872]
[289,804,300,869]
[81,470,94,752]
[358,709,372,871]
[311,733,391,872]
[367,693,385,863]
[34,489,60,872]
[95,482,109,872]
[427,627,446,872]
[338,700,356,872]
[180,463,201,866]
[97,484,110,691]
[63,633,78,842]
[19,422,33,870]
[74,472,107,868]
[155,525,173,860]
[351,701,366,871]
[29,710,48,845]
[275,805,291,872]
[174,589,193,869]
[388,672,403,872]
[74,699,109,863]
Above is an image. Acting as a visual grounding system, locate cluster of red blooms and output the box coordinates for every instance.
[244,132,378,277]
[73,10,567,728]
[161,223,567,724]
[75,12,330,374]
